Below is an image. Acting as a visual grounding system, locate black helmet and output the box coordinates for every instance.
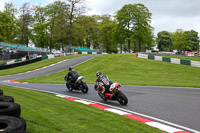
[69,66,73,71]
[96,71,102,77]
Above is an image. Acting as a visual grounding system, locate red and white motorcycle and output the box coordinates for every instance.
[95,83,128,105]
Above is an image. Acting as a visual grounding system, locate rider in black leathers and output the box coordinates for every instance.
[94,71,113,99]
[65,66,79,86]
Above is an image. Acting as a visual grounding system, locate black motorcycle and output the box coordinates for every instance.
[64,75,89,93]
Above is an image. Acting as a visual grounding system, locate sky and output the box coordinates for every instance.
[0,0,200,36]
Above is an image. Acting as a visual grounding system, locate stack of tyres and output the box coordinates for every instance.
[0,89,29,133]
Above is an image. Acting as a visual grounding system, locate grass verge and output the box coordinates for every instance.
[0,85,164,133]
[0,55,86,76]
[20,54,200,88]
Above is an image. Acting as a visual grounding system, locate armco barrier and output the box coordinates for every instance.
[180,59,191,66]
[154,56,162,61]
[191,60,200,67]
[42,55,48,60]
[0,51,108,70]
[137,53,200,67]
[148,55,154,60]
[0,57,42,70]
[0,62,6,66]
[171,58,180,64]
[162,57,171,63]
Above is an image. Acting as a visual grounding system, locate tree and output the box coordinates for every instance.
[66,0,86,51]
[73,15,98,48]
[99,15,118,53]
[19,3,34,46]
[0,2,18,42]
[45,1,64,51]
[31,6,49,48]
[52,1,70,51]
[156,31,173,51]
[3,2,18,42]
[172,29,187,54]
[131,4,154,52]
[115,3,153,53]
[184,30,199,51]
[113,22,126,53]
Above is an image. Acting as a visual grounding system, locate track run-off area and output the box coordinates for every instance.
[0,55,200,133]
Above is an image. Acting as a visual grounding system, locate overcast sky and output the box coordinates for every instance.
[0,0,200,36]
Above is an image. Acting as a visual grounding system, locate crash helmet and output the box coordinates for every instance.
[69,66,73,71]
[96,71,102,77]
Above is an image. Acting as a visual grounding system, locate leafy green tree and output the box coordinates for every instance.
[172,29,187,54]
[3,2,18,42]
[115,3,153,53]
[73,15,96,48]
[113,22,126,53]
[156,31,173,51]
[45,1,62,51]
[18,3,34,46]
[52,1,70,51]
[0,2,18,42]
[0,11,9,42]
[65,0,86,50]
[184,30,199,51]
[99,15,118,53]
[131,4,154,52]
[31,6,49,48]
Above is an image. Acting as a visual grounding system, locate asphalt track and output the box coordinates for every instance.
[0,55,200,133]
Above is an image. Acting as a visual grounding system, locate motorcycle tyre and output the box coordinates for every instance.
[66,83,73,91]
[80,82,88,93]
[117,92,128,105]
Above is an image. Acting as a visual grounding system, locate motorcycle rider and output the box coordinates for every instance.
[94,71,113,100]
[65,66,79,86]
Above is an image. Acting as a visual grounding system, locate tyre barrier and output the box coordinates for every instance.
[0,115,26,132]
[0,95,14,103]
[0,102,21,117]
[0,89,28,132]
[0,89,3,95]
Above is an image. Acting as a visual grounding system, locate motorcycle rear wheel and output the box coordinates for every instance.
[66,83,73,91]
[117,92,128,105]
[80,82,88,93]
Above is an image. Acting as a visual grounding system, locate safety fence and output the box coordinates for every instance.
[0,51,108,69]
[136,53,200,68]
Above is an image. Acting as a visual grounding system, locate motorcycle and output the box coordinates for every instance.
[64,75,89,93]
[95,83,128,105]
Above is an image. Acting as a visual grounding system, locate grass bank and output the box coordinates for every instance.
[20,54,200,88]
[0,85,163,133]
[0,55,85,76]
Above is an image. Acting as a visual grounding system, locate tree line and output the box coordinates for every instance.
[0,1,199,53]
[0,1,154,53]
[157,29,199,54]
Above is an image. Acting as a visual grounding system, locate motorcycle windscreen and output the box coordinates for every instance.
[101,76,110,85]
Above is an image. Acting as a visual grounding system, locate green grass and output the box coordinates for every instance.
[20,54,200,88]
[0,85,164,133]
[0,55,86,76]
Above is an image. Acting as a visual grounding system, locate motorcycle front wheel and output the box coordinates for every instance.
[117,92,128,105]
[80,82,88,93]
[98,92,107,101]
